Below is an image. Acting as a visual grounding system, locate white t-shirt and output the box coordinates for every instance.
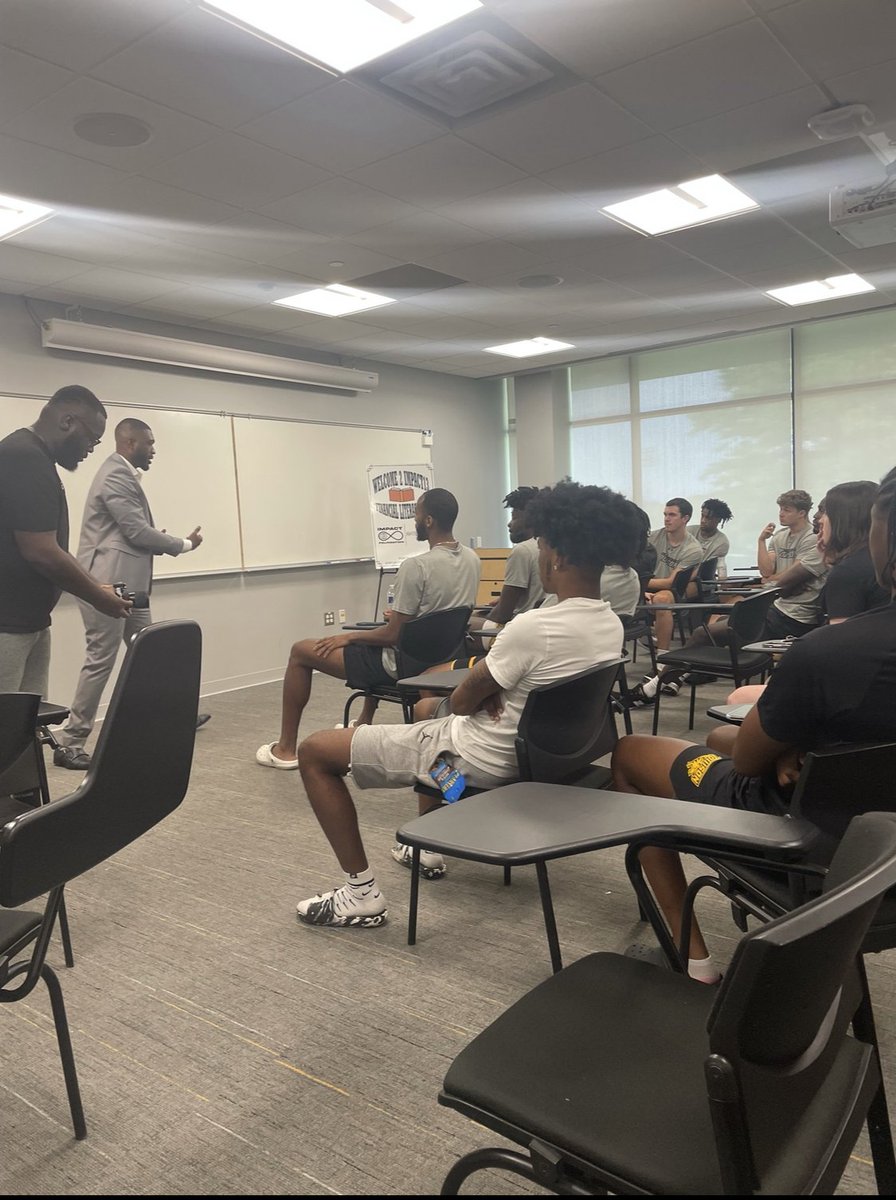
[450,597,622,779]
[502,537,545,614]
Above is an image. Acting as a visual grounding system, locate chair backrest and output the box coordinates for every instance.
[514,658,623,783]
[728,587,780,646]
[694,558,718,601]
[706,810,896,1193]
[0,620,201,908]
[395,606,473,674]
[670,565,697,600]
[0,692,42,798]
[791,742,896,844]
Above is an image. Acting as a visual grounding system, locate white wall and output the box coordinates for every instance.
[514,368,570,486]
[0,295,506,706]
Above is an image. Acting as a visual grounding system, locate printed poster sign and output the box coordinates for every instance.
[367,462,435,570]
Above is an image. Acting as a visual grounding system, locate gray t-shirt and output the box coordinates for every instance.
[600,565,640,616]
[687,524,730,564]
[502,537,545,614]
[769,524,829,625]
[647,529,702,583]
[384,541,480,674]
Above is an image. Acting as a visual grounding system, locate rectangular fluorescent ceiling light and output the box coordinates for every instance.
[274,284,396,316]
[203,1,482,73]
[0,192,53,240]
[766,273,875,306]
[601,175,759,235]
[484,336,575,359]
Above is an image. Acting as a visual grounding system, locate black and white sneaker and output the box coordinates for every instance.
[296,884,387,928]
[660,680,681,696]
[625,683,655,709]
[391,843,446,879]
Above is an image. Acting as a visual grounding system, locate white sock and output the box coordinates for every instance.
[688,954,721,984]
[641,675,659,698]
[344,868,376,895]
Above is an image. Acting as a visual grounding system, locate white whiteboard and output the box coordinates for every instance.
[1,396,430,573]
[234,418,429,568]
[0,397,242,575]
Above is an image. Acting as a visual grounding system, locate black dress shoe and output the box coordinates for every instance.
[196,713,211,730]
[53,746,91,770]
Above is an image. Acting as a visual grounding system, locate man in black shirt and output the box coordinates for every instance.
[610,467,896,984]
[0,385,131,696]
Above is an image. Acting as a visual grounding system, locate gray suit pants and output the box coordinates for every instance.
[60,602,152,749]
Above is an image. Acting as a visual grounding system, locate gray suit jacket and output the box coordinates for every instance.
[77,454,185,594]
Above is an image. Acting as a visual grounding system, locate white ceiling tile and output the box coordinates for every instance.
[668,85,831,173]
[826,57,896,127]
[0,0,186,72]
[350,211,483,259]
[435,178,598,242]
[349,135,526,208]
[120,285,254,321]
[277,317,383,346]
[95,178,243,227]
[540,136,708,210]
[491,0,753,78]
[240,80,442,173]
[0,45,74,120]
[91,8,329,129]
[197,305,321,334]
[144,135,331,209]
[458,83,650,173]
[260,178,421,238]
[414,239,544,280]
[596,19,810,130]
[158,214,328,272]
[764,0,896,78]
[0,244,87,286]
[0,133,132,209]
[252,238,405,285]
[51,267,182,305]
[0,77,219,169]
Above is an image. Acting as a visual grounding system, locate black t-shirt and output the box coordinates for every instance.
[820,545,889,620]
[0,427,69,632]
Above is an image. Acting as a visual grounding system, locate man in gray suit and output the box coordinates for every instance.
[55,418,204,769]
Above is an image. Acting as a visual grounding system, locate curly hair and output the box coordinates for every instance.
[701,498,733,525]
[776,488,812,513]
[527,480,641,571]
[821,480,878,564]
[503,485,540,511]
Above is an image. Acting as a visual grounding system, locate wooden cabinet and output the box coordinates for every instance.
[475,547,511,608]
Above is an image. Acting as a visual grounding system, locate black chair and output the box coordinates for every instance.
[341,605,472,727]
[0,620,201,1140]
[438,811,896,1196]
[649,585,779,734]
[0,695,75,967]
[397,658,624,972]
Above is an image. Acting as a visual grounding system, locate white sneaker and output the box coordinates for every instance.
[333,719,358,729]
[296,884,387,928]
[391,843,446,880]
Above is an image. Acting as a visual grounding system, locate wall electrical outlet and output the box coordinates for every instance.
[323,611,335,626]
[338,608,346,623]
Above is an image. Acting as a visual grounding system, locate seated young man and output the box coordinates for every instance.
[610,467,896,983]
[470,484,544,641]
[292,480,641,929]
[256,487,479,769]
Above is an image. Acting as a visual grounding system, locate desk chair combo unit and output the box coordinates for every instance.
[341,605,471,727]
[397,658,626,973]
[437,809,896,1196]
[0,620,201,1140]
[646,586,780,735]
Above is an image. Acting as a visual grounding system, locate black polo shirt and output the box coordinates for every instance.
[0,427,69,632]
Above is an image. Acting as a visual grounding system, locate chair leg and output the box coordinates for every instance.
[406,849,421,946]
[503,864,511,887]
[534,860,562,974]
[56,891,74,968]
[651,688,660,736]
[441,1147,538,1194]
[41,964,86,1139]
[688,683,697,730]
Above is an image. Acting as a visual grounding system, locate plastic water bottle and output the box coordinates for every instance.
[386,581,396,609]
[429,757,466,802]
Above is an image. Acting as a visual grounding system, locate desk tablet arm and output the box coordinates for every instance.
[342,621,387,629]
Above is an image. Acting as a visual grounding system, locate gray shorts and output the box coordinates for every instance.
[349,710,511,793]
[0,629,51,696]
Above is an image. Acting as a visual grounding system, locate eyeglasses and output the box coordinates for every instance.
[69,413,103,448]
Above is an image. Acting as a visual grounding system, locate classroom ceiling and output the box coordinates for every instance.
[3,0,896,380]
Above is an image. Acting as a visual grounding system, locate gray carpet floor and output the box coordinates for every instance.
[0,657,892,1194]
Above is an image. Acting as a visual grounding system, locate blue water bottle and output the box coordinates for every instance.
[429,757,466,802]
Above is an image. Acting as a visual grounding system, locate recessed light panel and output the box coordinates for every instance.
[766,273,875,306]
[0,192,53,241]
[484,336,575,359]
[203,1,482,73]
[274,283,396,316]
[601,175,759,235]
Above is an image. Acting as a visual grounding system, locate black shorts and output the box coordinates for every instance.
[343,644,394,689]
[669,744,789,816]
